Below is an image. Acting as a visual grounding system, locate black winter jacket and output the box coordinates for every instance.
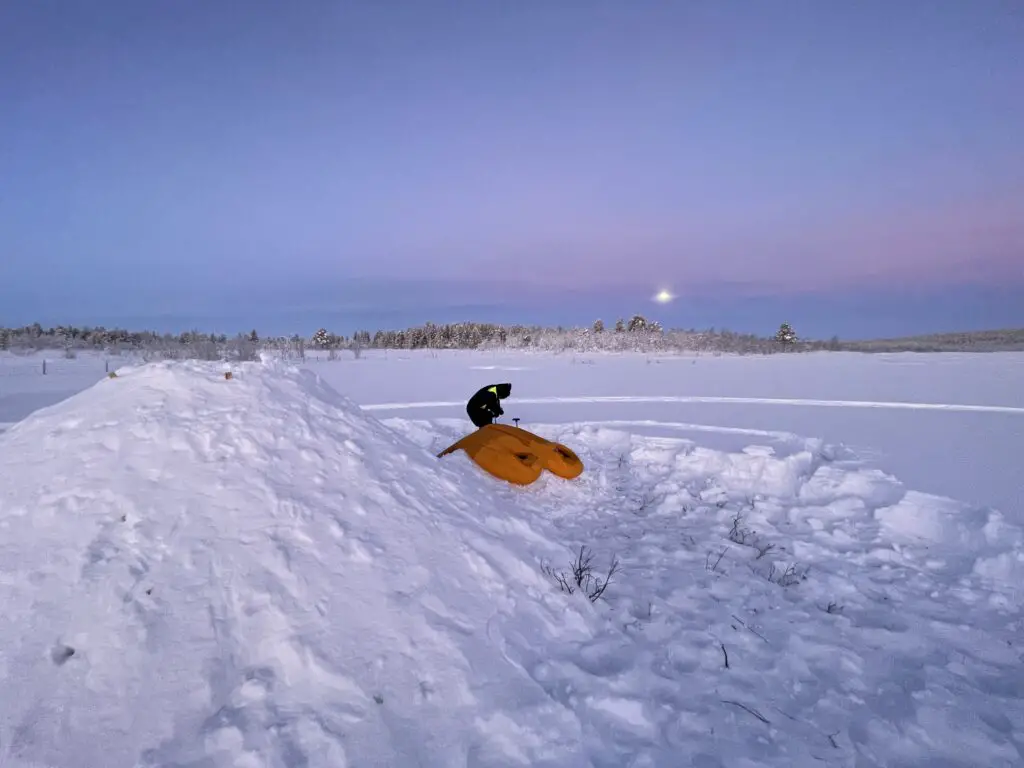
[466,383,512,427]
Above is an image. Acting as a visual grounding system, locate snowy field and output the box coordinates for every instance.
[1,349,1022,766]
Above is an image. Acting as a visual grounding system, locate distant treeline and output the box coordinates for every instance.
[1,318,1023,359]
[831,328,1024,353]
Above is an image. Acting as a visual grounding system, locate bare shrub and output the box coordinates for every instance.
[543,545,620,602]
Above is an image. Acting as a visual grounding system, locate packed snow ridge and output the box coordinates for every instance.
[0,360,594,767]
[1,359,1022,767]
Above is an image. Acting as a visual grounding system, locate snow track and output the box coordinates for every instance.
[363,394,1024,415]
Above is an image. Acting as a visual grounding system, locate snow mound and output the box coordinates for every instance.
[0,361,591,768]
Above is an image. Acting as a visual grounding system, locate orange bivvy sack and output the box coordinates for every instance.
[437,423,584,486]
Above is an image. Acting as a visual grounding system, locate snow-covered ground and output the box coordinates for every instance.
[1,350,1022,766]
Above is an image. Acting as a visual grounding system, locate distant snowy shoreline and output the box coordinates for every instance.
[3,321,1024,358]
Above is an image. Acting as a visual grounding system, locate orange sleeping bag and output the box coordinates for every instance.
[437,423,584,485]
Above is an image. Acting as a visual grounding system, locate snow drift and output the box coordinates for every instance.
[0,361,591,768]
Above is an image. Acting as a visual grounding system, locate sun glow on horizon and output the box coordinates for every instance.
[653,289,674,303]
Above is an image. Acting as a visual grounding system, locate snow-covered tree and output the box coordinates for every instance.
[592,319,604,333]
[249,329,259,344]
[627,314,648,332]
[56,326,76,358]
[311,328,331,349]
[775,322,797,345]
[614,318,626,333]
[234,332,259,361]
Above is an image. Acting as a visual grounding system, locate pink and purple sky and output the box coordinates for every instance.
[1,1,1022,338]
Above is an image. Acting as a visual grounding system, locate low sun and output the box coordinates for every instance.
[653,289,674,303]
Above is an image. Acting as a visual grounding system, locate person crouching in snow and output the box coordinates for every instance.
[466,383,511,428]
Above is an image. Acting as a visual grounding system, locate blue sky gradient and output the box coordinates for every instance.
[2,1,1022,339]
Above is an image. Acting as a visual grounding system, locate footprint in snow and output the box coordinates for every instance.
[51,643,75,666]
